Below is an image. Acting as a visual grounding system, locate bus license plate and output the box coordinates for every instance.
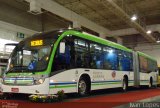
[11,88,19,93]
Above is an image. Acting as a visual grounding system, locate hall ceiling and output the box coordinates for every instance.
[53,0,160,30]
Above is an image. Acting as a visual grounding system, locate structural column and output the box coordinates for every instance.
[29,0,42,14]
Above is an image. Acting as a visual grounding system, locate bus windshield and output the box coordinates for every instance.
[8,45,51,72]
[7,30,61,73]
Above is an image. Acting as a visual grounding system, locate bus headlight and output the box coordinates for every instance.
[34,78,45,85]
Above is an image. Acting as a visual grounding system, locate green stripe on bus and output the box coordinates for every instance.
[91,81,134,86]
[91,82,120,86]
[49,81,135,89]
[49,85,76,89]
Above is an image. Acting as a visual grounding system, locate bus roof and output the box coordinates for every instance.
[26,30,60,40]
[62,30,133,53]
[137,51,156,61]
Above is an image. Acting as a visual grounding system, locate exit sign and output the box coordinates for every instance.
[17,32,25,38]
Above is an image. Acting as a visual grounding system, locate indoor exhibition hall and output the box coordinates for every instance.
[0,0,160,108]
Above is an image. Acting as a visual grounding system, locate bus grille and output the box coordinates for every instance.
[3,77,34,85]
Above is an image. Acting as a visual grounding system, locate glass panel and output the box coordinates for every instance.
[8,46,51,72]
[103,47,118,70]
[139,56,148,73]
[53,36,75,71]
[148,60,157,72]
[90,43,103,69]
[7,30,60,73]
[118,50,133,71]
[74,39,89,68]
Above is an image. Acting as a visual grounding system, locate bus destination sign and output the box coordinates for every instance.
[31,40,43,46]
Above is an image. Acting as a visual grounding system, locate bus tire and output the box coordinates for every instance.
[149,77,153,88]
[122,77,128,91]
[78,78,90,96]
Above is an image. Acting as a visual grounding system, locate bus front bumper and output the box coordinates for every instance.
[1,78,49,94]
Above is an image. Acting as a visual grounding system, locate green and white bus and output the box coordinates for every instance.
[1,29,158,96]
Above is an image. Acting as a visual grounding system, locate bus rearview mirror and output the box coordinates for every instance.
[59,42,65,54]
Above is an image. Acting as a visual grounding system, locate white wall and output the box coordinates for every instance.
[0,20,37,41]
[135,44,160,65]
[0,27,22,42]
[0,21,37,55]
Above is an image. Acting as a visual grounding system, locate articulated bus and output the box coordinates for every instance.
[1,29,158,96]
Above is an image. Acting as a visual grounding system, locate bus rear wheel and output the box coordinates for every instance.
[149,78,153,88]
[78,78,89,96]
[122,78,128,91]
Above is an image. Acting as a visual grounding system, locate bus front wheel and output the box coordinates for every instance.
[78,78,89,96]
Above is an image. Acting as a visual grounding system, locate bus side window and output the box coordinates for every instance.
[103,47,118,70]
[90,43,103,69]
[52,36,75,72]
[139,55,148,73]
[118,50,133,71]
[148,60,157,72]
[74,38,89,68]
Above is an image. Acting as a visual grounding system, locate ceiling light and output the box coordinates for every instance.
[59,29,63,32]
[68,25,72,29]
[131,15,137,21]
[146,30,151,34]
[157,40,160,43]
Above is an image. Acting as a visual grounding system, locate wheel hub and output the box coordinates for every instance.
[79,80,86,94]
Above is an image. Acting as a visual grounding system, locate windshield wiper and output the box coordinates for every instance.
[6,68,14,74]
